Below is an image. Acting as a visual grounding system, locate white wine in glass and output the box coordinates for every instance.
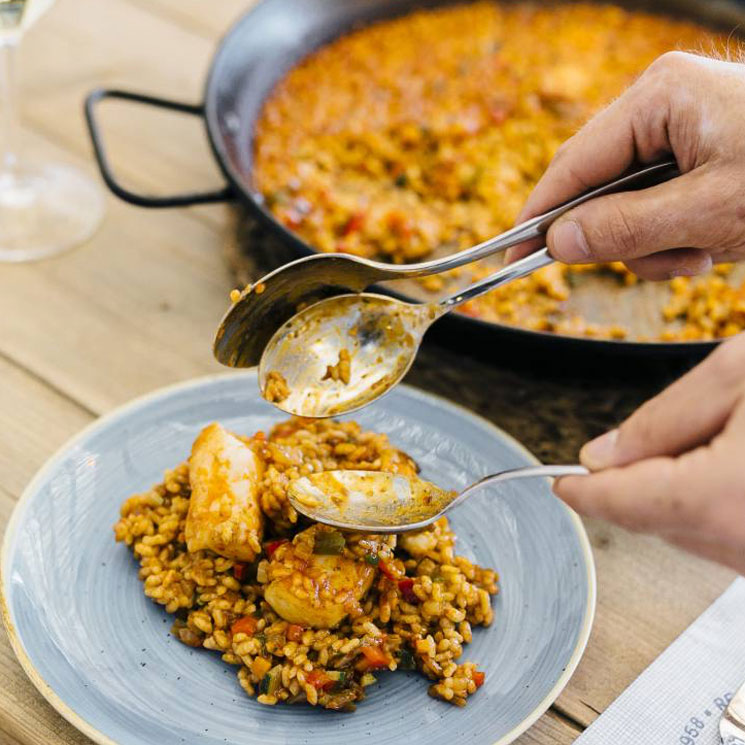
[0,0,55,38]
[0,0,105,262]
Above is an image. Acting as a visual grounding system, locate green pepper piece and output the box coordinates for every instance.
[260,665,282,695]
[325,670,348,691]
[313,530,346,555]
[253,633,267,655]
[259,672,271,695]
[398,648,415,670]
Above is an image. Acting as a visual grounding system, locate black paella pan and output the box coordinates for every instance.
[84,0,745,364]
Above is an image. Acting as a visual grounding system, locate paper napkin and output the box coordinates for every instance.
[575,577,745,744]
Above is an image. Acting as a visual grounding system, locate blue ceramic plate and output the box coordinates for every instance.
[2,372,595,745]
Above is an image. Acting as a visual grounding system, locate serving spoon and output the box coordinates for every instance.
[259,247,554,416]
[214,160,678,368]
[288,465,589,533]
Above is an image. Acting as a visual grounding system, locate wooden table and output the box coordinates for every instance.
[0,1,736,743]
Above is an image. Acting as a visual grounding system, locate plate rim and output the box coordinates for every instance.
[1,371,596,745]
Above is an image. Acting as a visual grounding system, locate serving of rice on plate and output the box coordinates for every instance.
[114,417,498,712]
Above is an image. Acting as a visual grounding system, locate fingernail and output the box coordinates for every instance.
[670,255,713,278]
[549,220,590,263]
[669,267,696,278]
[580,429,619,470]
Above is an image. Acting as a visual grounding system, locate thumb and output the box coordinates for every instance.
[545,170,722,266]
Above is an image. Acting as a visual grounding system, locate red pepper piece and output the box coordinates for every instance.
[231,616,259,636]
[307,669,335,691]
[286,624,305,642]
[342,211,365,235]
[398,578,418,604]
[360,645,390,669]
[264,538,288,559]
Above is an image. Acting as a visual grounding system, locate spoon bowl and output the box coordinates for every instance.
[259,247,553,417]
[258,293,442,417]
[288,465,589,533]
[288,470,456,532]
[214,253,383,368]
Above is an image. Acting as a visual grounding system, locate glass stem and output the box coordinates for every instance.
[0,39,20,172]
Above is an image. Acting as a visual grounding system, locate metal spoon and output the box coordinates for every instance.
[288,465,589,533]
[259,247,553,416]
[214,160,678,368]
[721,680,745,744]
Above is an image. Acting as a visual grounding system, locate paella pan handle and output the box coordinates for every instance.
[84,88,234,208]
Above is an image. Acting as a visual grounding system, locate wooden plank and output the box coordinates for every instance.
[0,361,581,745]
[0,2,241,414]
[16,0,231,230]
[0,357,93,497]
[0,135,733,741]
[0,0,736,743]
[0,2,583,744]
[515,711,582,745]
[125,0,251,39]
[0,486,17,530]
[0,722,33,745]
[0,319,579,745]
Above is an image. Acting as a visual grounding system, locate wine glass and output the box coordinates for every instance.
[0,0,105,262]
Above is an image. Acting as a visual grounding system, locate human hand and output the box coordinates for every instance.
[507,52,745,280]
[555,332,745,574]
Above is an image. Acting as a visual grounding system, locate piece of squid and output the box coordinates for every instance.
[185,423,264,561]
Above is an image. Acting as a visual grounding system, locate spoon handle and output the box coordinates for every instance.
[453,464,589,506]
[439,247,554,309]
[397,159,678,279]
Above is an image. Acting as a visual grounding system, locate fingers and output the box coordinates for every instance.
[505,246,712,278]
[505,100,642,267]
[555,454,705,534]
[623,248,712,281]
[557,383,745,558]
[558,453,745,573]
[506,52,745,270]
[555,437,745,573]
[580,335,745,470]
[544,170,730,265]
[555,440,739,539]
[504,70,665,267]
[513,52,696,226]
